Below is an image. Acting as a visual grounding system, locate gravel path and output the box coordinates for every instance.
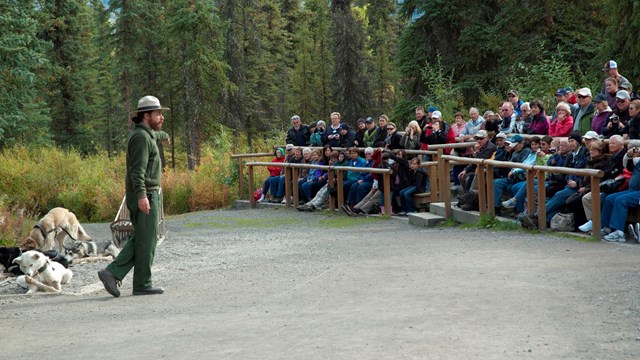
[1,207,640,359]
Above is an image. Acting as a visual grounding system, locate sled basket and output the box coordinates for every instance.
[110,188,166,248]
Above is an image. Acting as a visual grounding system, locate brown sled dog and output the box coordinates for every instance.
[20,208,91,254]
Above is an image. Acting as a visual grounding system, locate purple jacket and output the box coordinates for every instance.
[527,113,549,135]
[591,110,611,135]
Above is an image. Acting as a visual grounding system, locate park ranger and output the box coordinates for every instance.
[98,95,168,297]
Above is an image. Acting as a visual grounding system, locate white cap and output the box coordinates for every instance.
[431,111,442,119]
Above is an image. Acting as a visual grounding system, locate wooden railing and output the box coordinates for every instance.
[440,155,604,237]
[233,143,477,203]
[246,162,394,214]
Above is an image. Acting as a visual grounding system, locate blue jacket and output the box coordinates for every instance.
[347,157,366,181]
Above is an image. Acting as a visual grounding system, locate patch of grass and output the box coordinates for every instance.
[441,218,459,227]
[318,216,384,228]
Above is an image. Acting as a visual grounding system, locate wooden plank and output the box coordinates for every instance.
[526,170,535,216]
[477,164,487,215]
[248,165,255,209]
[328,170,335,211]
[590,177,602,238]
[537,171,547,230]
[486,165,495,216]
[337,170,344,208]
[238,159,244,200]
[383,173,391,216]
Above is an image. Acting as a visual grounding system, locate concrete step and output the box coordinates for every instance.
[408,212,445,227]
[429,202,514,224]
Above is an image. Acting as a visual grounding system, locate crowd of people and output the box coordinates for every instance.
[268,60,640,241]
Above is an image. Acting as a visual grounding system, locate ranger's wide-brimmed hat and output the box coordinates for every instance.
[129,96,170,118]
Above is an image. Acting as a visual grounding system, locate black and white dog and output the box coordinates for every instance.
[1,247,69,276]
[64,239,120,264]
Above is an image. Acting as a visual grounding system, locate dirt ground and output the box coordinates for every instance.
[1,208,640,359]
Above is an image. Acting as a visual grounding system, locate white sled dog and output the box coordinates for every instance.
[21,207,91,253]
[12,250,73,293]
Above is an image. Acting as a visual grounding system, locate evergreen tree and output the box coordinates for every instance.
[0,0,51,149]
[330,0,371,123]
[166,0,228,169]
[366,0,400,118]
[39,0,101,154]
[599,1,640,82]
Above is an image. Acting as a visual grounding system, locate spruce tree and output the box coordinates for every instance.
[39,0,101,154]
[330,0,371,124]
[0,0,51,149]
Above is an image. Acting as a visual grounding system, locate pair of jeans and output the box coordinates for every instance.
[349,181,373,205]
[545,186,577,223]
[399,186,418,212]
[601,190,640,231]
[494,178,517,208]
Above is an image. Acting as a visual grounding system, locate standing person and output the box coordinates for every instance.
[400,120,422,150]
[322,112,343,147]
[353,118,366,147]
[98,95,168,297]
[507,89,524,116]
[310,120,325,146]
[285,115,310,146]
[601,60,629,96]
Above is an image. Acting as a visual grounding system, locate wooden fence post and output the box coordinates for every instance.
[238,158,245,200]
[526,170,536,217]
[248,165,255,208]
[328,169,335,211]
[485,164,495,216]
[537,170,547,230]
[590,176,602,238]
[337,170,344,208]
[383,172,391,216]
[437,149,446,202]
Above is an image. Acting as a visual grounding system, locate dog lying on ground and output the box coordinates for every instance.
[64,239,120,265]
[1,247,69,276]
[12,250,73,293]
[20,207,92,254]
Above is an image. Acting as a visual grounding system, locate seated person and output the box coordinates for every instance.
[397,157,428,216]
[599,142,640,241]
[346,147,375,207]
[257,147,285,202]
[492,134,532,215]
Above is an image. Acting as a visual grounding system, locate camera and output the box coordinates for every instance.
[611,115,620,124]
[633,148,639,154]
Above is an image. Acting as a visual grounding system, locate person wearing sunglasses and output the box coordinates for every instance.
[572,88,596,135]
[602,90,631,138]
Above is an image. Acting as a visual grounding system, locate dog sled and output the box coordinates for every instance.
[110,189,166,248]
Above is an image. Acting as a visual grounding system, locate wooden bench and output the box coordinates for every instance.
[413,192,432,212]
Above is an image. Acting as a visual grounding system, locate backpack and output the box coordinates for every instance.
[456,191,479,211]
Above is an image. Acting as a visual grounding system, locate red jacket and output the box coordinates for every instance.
[267,156,285,176]
[549,116,574,137]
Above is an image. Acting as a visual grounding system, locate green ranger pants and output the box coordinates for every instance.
[107,190,159,291]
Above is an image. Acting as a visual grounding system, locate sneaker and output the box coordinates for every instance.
[603,230,626,242]
[501,198,516,209]
[341,204,354,216]
[257,194,265,203]
[280,198,287,204]
[450,185,462,192]
[601,227,613,236]
[397,211,408,216]
[578,220,593,232]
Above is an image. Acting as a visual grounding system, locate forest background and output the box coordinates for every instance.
[1,0,638,243]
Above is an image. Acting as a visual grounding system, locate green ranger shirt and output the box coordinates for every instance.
[126,124,165,200]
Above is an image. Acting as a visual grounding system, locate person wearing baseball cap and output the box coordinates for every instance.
[603,90,632,138]
[573,88,596,135]
[591,93,612,135]
[507,89,524,116]
[602,60,629,97]
[457,129,496,192]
